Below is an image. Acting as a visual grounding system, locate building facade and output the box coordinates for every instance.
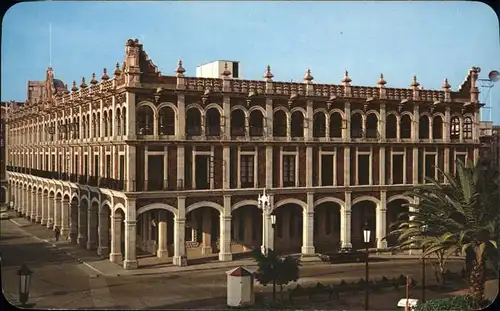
[6,39,482,269]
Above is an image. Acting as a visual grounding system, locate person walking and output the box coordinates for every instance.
[54,226,61,242]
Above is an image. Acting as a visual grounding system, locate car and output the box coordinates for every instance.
[0,212,9,220]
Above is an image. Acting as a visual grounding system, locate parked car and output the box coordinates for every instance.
[319,249,365,264]
[0,212,9,220]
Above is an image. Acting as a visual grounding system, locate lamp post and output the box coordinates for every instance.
[421,224,428,302]
[18,264,33,307]
[363,222,371,311]
[270,213,277,301]
[258,189,273,255]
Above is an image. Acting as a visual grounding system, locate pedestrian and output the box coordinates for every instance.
[54,226,61,242]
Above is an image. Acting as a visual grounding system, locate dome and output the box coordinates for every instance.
[52,78,67,94]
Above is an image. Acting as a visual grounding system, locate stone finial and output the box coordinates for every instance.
[64,84,70,94]
[410,75,420,88]
[377,73,387,87]
[441,78,451,91]
[90,73,98,85]
[222,62,231,78]
[101,68,110,81]
[80,77,88,89]
[114,62,121,76]
[71,81,78,92]
[264,65,274,81]
[303,68,314,82]
[342,70,352,85]
[176,59,186,77]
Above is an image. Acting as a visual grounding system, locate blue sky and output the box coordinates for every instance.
[2,1,499,123]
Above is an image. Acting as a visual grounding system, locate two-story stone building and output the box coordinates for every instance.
[6,39,482,269]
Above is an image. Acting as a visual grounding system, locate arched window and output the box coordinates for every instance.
[158,106,175,135]
[365,114,378,138]
[419,115,430,139]
[313,112,326,137]
[350,113,363,138]
[205,108,221,136]
[186,108,202,136]
[273,110,287,137]
[432,116,443,139]
[136,106,153,135]
[386,114,397,139]
[400,115,412,139]
[450,117,460,140]
[463,117,473,139]
[290,111,304,137]
[231,109,246,136]
[249,110,264,136]
[330,112,343,138]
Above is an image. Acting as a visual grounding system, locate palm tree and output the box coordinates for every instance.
[387,159,499,300]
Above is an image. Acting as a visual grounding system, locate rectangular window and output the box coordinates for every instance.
[74,155,78,175]
[51,155,55,171]
[283,155,296,187]
[358,154,370,185]
[392,154,404,184]
[45,155,49,171]
[106,155,111,178]
[94,154,99,179]
[418,150,424,183]
[240,155,254,188]
[425,154,436,181]
[195,155,210,189]
[119,155,124,181]
[321,154,334,186]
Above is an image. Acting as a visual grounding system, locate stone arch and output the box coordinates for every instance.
[273,106,290,116]
[232,200,259,211]
[400,111,414,121]
[80,195,89,205]
[100,200,113,212]
[205,105,222,136]
[290,107,306,117]
[63,191,71,199]
[230,105,249,117]
[248,105,266,115]
[90,197,100,207]
[419,112,432,119]
[113,203,126,215]
[136,101,158,117]
[205,103,224,116]
[388,195,413,204]
[186,201,223,214]
[157,102,179,116]
[329,108,346,119]
[137,203,178,218]
[352,196,380,206]
[274,198,306,210]
[314,197,345,211]
[313,109,327,137]
[186,103,205,116]
[71,192,79,202]
[55,189,63,198]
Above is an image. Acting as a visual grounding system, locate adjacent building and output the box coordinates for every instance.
[6,39,483,269]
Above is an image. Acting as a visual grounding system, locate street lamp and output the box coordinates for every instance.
[258,189,273,255]
[421,224,428,302]
[17,264,33,307]
[363,222,371,311]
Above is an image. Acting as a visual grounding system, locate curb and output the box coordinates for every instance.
[9,218,109,276]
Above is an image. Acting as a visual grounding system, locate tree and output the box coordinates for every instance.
[251,248,301,301]
[386,159,499,300]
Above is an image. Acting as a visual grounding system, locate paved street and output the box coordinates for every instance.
[1,212,483,309]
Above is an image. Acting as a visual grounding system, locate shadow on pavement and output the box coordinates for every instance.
[146,296,228,310]
[0,242,78,268]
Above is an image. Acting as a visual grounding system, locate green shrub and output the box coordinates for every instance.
[414,295,490,311]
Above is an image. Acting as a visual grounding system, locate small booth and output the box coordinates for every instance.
[397,298,419,311]
[226,266,255,307]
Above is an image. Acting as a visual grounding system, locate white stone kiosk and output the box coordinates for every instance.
[226,266,255,307]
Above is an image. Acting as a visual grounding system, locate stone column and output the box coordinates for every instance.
[98,209,110,256]
[36,192,43,223]
[156,211,169,258]
[265,146,273,188]
[201,209,212,255]
[243,209,253,251]
[61,199,70,238]
[78,204,88,247]
[123,199,138,269]
[301,193,315,255]
[376,191,387,249]
[306,146,313,187]
[46,194,54,229]
[219,195,232,261]
[344,147,350,186]
[87,205,98,250]
[109,213,123,264]
[173,196,186,266]
[261,195,274,251]
[53,196,61,231]
[340,191,352,248]
[30,189,37,221]
[69,201,78,244]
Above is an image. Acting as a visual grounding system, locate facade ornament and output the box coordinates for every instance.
[363,102,369,112]
[221,62,231,78]
[342,70,352,86]
[176,59,186,77]
[64,84,70,95]
[303,68,314,83]
[101,68,110,81]
[154,87,164,103]
[71,81,78,92]
[441,78,451,91]
[410,75,420,89]
[397,102,404,113]
[377,73,386,87]
[264,65,274,81]
[113,62,121,77]
[80,77,88,89]
[90,73,98,85]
